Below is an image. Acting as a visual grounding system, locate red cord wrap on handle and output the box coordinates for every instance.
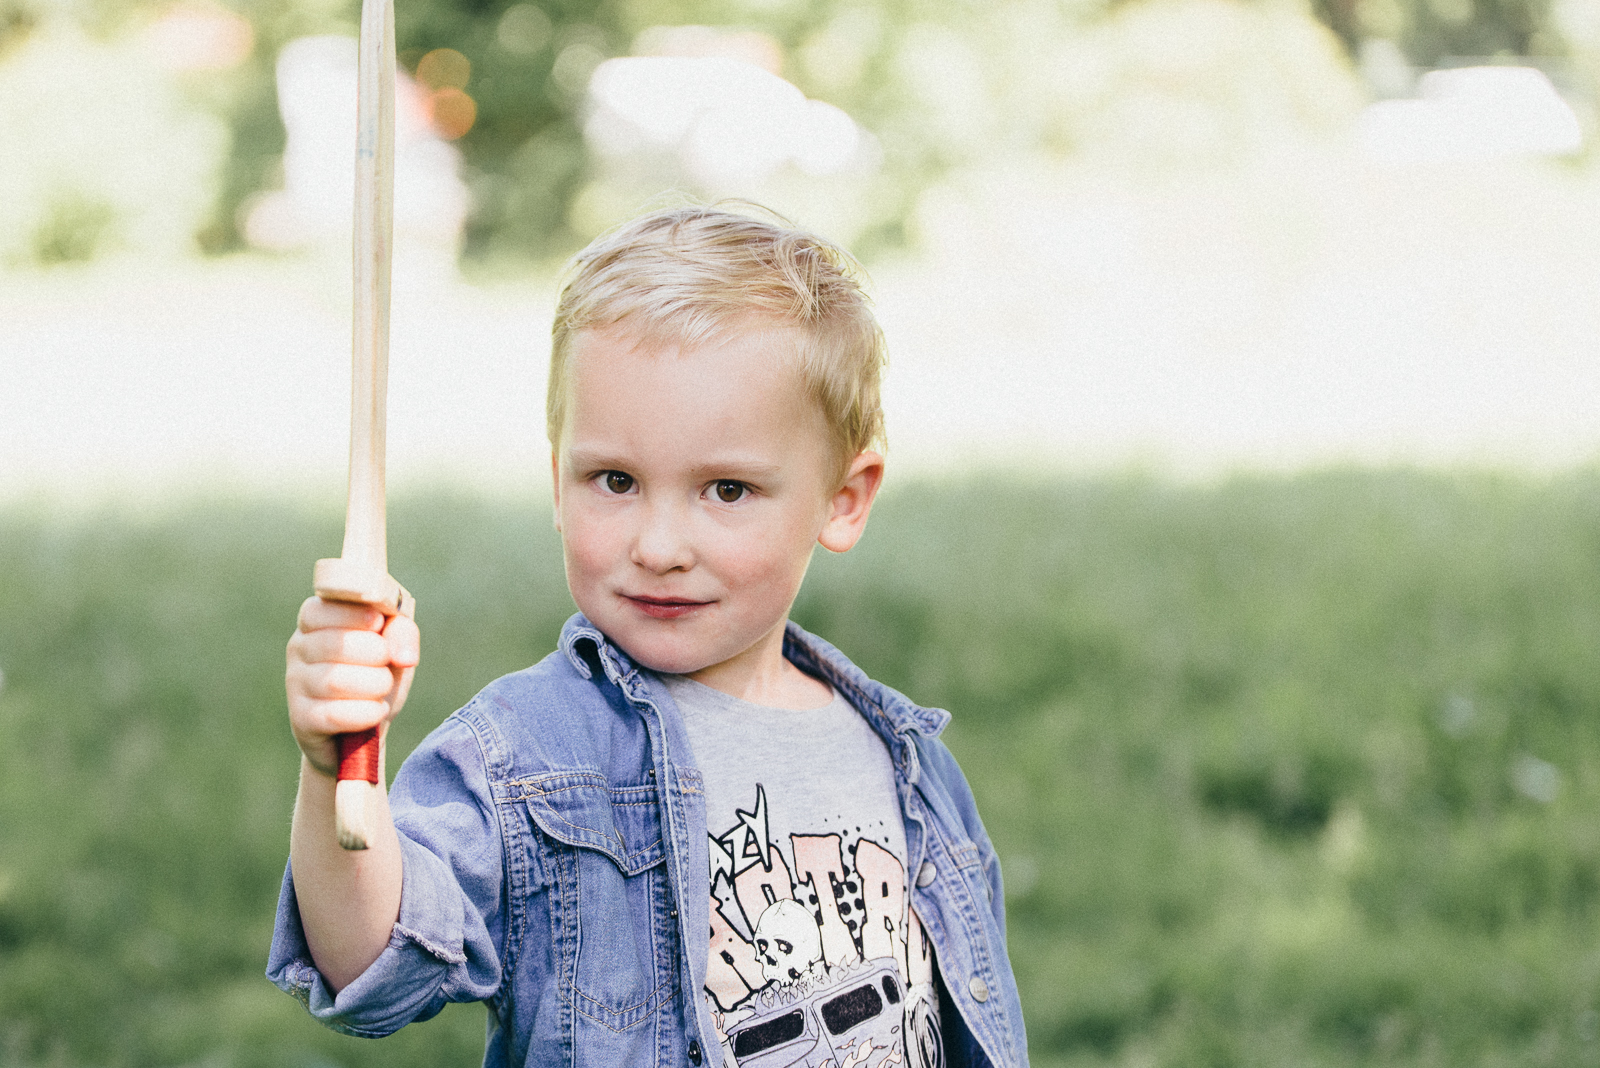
[337,728,381,785]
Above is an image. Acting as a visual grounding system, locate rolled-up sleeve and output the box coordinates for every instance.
[266,714,507,1036]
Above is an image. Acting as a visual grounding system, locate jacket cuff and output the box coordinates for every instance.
[264,837,468,1036]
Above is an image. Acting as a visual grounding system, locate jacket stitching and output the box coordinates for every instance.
[512,783,668,867]
[570,977,675,1031]
[934,823,1015,1065]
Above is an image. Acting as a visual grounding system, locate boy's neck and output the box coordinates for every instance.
[682,620,833,711]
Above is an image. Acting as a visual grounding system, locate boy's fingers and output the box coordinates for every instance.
[293,627,392,667]
[285,598,413,778]
[382,614,421,668]
[295,661,398,702]
[296,698,393,736]
[296,596,387,634]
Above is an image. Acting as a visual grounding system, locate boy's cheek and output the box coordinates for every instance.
[561,539,605,589]
[561,525,623,605]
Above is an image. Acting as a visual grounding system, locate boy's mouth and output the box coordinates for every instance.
[625,595,712,620]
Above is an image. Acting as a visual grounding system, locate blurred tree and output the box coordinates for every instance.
[200,0,980,263]
[1310,0,1561,67]
[3,0,1577,265]
[0,0,36,57]
[392,0,629,263]
[0,0,232,265]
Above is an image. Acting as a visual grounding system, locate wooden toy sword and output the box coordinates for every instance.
[313,0,412,851]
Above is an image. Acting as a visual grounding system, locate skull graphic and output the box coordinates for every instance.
[752,899,823,984]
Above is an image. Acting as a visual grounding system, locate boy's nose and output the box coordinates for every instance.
[630,502,695,573]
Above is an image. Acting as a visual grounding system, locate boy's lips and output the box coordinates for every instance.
[624,594,712,620]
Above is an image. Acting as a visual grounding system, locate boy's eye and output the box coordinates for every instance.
[712,480,745,503]
[603,472,634,494]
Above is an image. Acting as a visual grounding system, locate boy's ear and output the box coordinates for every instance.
[550,451,562,532]
[818,451,885,554]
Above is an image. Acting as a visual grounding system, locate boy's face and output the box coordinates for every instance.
[553,323,878,689]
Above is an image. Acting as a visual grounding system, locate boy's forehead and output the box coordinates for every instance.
[560,322,837,464]
[566,323,811,414]
[572,316,805,364]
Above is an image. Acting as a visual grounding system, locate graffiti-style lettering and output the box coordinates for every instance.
[703,783,941,1067]
[906,907,933,988]
[790,833,859,969]
[707,894,764,1010]
[734,845,794,933]
[854,838,906,971]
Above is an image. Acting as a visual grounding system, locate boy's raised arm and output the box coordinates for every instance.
[284,596,418,992]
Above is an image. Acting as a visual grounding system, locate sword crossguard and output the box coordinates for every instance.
[313,557,408,615]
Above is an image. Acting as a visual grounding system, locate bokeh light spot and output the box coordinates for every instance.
[428,86,477,139]
[416,47,470,90]
[496,4,551,55]
[553,41,605,95]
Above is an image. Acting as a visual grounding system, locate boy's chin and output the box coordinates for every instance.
[590,606,782,680]
[608,632,720,677]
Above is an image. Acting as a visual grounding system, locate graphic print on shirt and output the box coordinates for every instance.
[704,785,943,1068]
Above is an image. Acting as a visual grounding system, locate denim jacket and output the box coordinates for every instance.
[268,614,1029,1068]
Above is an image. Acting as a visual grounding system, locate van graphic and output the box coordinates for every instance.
[726,957,904,1067]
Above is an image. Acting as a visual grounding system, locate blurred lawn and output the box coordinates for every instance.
[3,470,1600,1066]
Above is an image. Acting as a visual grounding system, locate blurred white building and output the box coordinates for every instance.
[575,27,880,242]
[1358,65,1584,163]
[244,36,470,273]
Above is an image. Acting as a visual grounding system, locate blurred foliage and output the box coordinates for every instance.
[5,470,1600,1065]
[29,191,118,264]
[1311,0,1561,69]
[0,13,230,266]
[0,0,1584,265]
[0,0,36,56]
[188,0,934,263]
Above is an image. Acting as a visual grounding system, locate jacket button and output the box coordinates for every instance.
[687,1039,703,1064]
[968,976,990,1003]
[916,862,937,887]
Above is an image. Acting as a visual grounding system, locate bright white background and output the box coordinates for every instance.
[5,4,1600,503]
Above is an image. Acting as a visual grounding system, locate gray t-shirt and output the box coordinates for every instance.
[660,673,944,1068]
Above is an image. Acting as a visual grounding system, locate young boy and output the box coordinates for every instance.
[270,207,1028,1068]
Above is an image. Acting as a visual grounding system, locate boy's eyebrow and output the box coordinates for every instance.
[686,459,784,481]
[562,447,630,473]
[563,448,783,480]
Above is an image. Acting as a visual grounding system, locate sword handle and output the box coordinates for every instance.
[313,560,414,851]
[316,0,401,853]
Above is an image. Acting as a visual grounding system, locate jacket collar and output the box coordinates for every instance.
[778,621,950,737]
[559,613,628,685]
[557,613,951,780]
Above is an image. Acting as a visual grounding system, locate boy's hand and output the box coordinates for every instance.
[286,597,420,777]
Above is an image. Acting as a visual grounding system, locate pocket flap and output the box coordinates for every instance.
[513,771,665,875]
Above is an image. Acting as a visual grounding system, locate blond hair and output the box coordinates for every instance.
[548,205,886,480]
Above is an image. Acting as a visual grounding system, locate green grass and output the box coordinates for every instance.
[4,470,1600,1066]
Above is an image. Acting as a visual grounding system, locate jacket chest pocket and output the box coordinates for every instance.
[518,772,678,1033]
